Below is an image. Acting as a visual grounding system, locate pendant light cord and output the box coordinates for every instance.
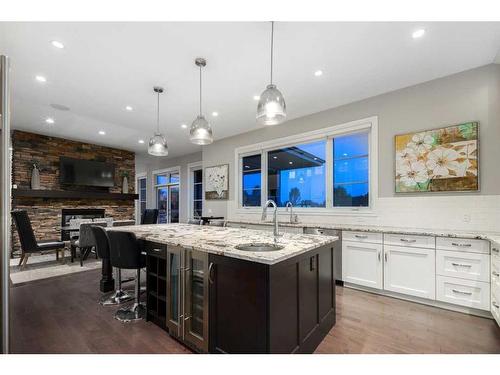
[270,21,274,85]
[199,65,203,116]
[156,91,160,133]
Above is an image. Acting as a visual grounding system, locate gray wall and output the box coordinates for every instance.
[136,151,202,223]
[203,64,500,217]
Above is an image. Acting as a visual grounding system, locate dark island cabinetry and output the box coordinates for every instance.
[208,243,336,354]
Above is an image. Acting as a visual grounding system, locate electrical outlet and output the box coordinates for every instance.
[463,214,471,223]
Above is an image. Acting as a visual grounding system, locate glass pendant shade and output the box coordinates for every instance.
[148,132,168,156]
[189,115,213,145]
[256,84,286,126]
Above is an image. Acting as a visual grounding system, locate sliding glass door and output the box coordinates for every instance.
[154,170,180,224]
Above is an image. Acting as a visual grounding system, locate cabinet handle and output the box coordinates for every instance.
[184,315,191,321]
[452,289,472,296]
[492,248,499,253]
[492,271,500,277]
[451,262,472,268]
[493,302,500,309]
[378,251,381,262]
[310,256,316,271]
[451,242,472,247]
[355,234,368,239]
[152,248,162,253]
[208,262,215,284]
[384,252,388,262]
[400,238,416,243]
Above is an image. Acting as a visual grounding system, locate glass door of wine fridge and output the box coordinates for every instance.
[166,246,182,336]
[183,250,209,352]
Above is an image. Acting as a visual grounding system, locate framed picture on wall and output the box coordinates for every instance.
[395,122,479,193]
[205,164,229,200]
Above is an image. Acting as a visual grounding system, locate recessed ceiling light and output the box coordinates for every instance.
[181,124,188,129]
[125,106,133,111]
[51,40,64,49]
[412,29,425,39]
[35,75,47,83]
[314,70,323,77]
[253,95,260,101]
[289,161,293,165]
[98,130,106,135]
[212,111,218,117]
[273,156,278,159]
[138,139,145,144]
[45,117,55,124]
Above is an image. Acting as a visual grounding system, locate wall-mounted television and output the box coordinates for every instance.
[60,157,115,187]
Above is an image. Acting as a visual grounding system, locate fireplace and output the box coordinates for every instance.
[61,208,105,241]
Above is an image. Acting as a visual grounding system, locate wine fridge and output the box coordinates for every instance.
[166,246,209,352]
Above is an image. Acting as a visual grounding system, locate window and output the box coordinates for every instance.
[267,140,326,207]
[154,168,180,223]
[193,169,203,218]
[236,117,376,213]
[242,154,261,207]
[333,132,369,207]
[138,177,147,219]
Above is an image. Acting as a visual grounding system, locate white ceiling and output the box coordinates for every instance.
[1,22,500,158]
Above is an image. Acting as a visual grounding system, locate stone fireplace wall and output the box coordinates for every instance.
[11,130,136,255]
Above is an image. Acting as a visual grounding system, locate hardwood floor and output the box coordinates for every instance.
[10,269,500,354]
[315,286,500,354]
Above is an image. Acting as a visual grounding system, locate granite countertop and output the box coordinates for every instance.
[226,219,500,242]
[107,223,338,265]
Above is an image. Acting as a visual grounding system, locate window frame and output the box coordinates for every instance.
[187,161,204,220]
[234,116,378,216]
[135,172,147,224]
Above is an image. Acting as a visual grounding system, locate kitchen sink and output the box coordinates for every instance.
[235,242,284,252]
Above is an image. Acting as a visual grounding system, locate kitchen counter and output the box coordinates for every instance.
[227,219,500,241]
[107,223,338,265]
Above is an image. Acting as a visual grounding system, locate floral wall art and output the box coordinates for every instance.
[205,164,229,200]
[395,122,479,193]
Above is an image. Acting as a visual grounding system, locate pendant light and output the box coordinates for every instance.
[256,21,287,126]
[148,86,168,156]
[190,57,213,145]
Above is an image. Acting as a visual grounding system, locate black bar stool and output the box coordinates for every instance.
[91,225,134,306]
[107,230,146,322]
[141,209,159,225]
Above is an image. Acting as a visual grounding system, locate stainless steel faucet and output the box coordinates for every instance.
[262,199,280,239]
[285,201,299,224]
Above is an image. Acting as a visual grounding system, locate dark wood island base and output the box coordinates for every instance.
[209,243,336,354]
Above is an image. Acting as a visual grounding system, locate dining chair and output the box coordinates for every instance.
[11,210,66,270]
[71,222,106,266]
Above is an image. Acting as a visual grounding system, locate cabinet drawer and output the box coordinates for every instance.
[492,283,500,307]
[491,297,500,325]
[145,242,167,258]
[343,231,382,244]
[384,233,435,249]
[436,250,490,282]
[436,237,489,254]
[436,275,490,311]
[492,264,500,299]
[491,242,500,265]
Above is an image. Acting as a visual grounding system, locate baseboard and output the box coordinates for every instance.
[344,283,493,319]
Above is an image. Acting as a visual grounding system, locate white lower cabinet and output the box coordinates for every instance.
[342,240,383,289]
[436,275,490,310]
[383,245,436,300]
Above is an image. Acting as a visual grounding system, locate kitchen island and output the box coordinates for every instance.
[107,224,338,353]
